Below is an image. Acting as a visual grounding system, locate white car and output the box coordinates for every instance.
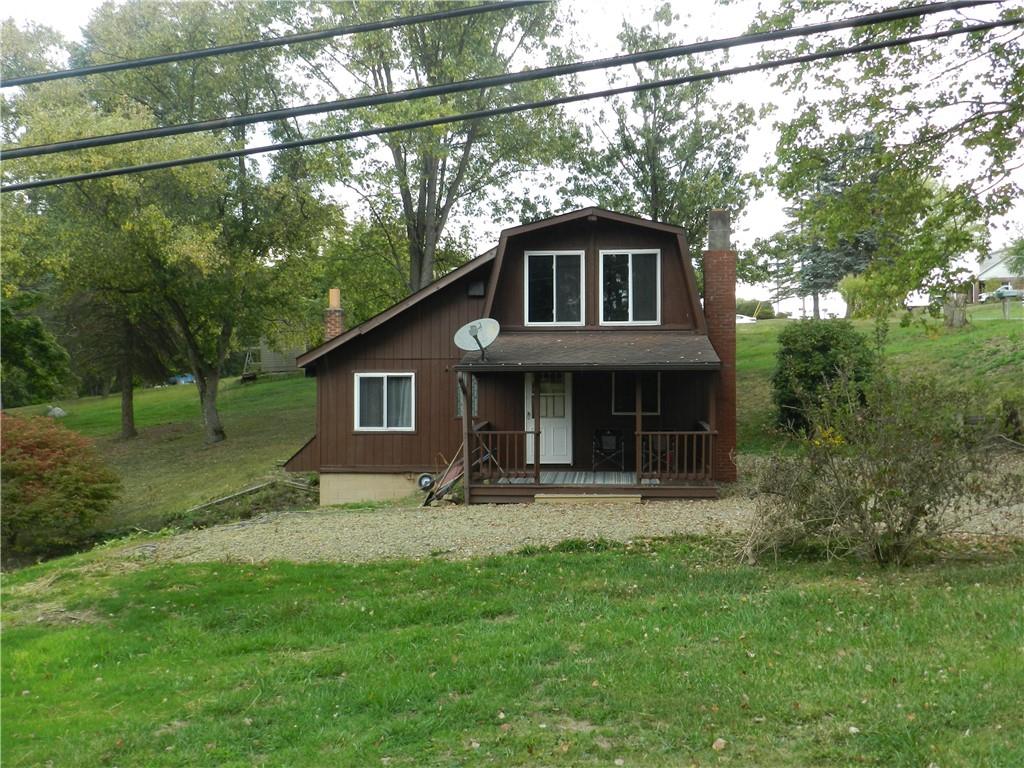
[735,314,757,324]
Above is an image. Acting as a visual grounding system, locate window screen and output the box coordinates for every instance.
[601,251,659,323]
[356,374,414,430]
[527,252,582,324]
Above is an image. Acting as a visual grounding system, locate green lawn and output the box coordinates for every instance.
[7,303,1022,531]
[736,302,1024,452]
[3,539,1022,767]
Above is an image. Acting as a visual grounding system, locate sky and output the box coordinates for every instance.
[6,0,1022,317]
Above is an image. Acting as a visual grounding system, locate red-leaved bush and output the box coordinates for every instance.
[1,413,120,556]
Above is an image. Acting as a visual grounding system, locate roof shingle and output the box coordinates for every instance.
[455,331,720,372]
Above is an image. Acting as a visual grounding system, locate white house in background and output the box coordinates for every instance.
[974,248,1024,301]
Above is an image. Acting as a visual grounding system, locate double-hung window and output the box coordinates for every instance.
[524,250,584,325]
[600,250,660,324]
[354,373,415,431]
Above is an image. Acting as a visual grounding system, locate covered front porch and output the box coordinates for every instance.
[455,331,722,502]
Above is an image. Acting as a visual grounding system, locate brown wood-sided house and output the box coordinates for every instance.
[287,207,737,504]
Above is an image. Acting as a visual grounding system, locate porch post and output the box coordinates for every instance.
[460,372,472,506]
[634,374,643,486]
[532,374,541,484]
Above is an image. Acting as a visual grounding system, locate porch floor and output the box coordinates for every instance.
[493,470,662,486]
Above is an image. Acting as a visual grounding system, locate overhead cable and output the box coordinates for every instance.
[0,1,546,88]
[3,18,1016,193]
[1,0,1004,160]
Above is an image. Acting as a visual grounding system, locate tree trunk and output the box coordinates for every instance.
[118,357,137,439]
[812,292,821,319]
[195,370,226,444]
[943,294,967,328]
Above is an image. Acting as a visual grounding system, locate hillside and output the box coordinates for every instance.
[9,303,1022,534]
[12,375,317,532]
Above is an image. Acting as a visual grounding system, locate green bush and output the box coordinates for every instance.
[1,414,121,557]
[735,298,775,319]
[747,370,1022,566]
[771,319,875,431]
[998,394,1024,442]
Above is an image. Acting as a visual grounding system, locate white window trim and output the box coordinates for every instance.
[599,249,662,325]
[354,372,416,432]
[523,250,586,327]
[611,371,662,416]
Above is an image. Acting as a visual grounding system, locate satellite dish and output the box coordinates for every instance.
[454,318,500,360]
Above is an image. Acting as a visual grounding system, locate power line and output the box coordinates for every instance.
[0,1,546,88]
[2,0,1000,161]
[4,18,1015,194]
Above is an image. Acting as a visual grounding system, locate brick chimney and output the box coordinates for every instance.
[703,210,737,482]
[325,288,345,340]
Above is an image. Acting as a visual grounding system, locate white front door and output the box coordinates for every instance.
[525,372,573,464]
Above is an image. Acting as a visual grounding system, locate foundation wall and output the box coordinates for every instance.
[319,472,419,506]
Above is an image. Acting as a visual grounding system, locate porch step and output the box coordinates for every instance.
[534,493,642,504]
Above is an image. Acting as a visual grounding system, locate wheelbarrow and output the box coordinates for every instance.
[418,439,503,506]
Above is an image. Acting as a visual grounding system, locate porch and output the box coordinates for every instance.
[464,423,718,502]
[455,331,723,502]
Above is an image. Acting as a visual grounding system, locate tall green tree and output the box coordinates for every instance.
[4,4,335,443]
[750,1,1023,211]
[0,298,72,409]
[760,133,884,317]
[290,0,573,291]
[748,1,1021,317]
[566,3,756,275]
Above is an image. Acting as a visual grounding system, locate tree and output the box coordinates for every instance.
[56,293,178,438]
[748,2,1020,318]
[290,1,573,291]
[567,3,756,277]
[4,5,335,443]
[318,206,474,330]
[0,298,72,408]
[1006,237,1024,277]
[759,128,987,319]
[750,1,1023,214]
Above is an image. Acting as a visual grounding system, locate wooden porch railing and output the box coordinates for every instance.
[471,430,539,483]
[469,428,715,486]
[637,430,716,483]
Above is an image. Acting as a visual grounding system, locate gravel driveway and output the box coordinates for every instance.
[129,497,757,564]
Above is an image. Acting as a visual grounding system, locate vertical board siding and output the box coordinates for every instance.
[315,266,490,471]
[312,215,713,475]
[490,218,697,330]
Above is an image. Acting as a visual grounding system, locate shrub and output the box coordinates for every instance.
[997,394,1024,442]
[746,370,1022,566]
[771,319,875,431]
[1,414,121,556]
[735,298,775,319]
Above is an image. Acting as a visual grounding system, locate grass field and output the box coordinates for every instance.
[735,302,1024,451]
[8,303,1023,532]
[3,538,1022,767]
[11,375,317,532]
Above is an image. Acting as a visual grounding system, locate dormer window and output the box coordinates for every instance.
[525,251,584,325]
[600,250,660,324]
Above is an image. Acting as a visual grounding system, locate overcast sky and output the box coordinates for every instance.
[7,0,1021,315]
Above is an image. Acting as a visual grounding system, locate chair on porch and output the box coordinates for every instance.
[592,429,625,471]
